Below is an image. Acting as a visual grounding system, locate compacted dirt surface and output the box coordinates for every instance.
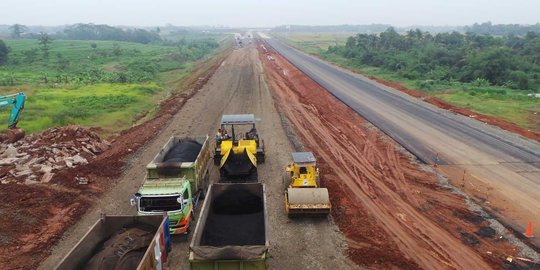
[257,40,538,269]
[38,45,358,270]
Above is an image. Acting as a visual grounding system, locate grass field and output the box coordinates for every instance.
[0,36,225,136]
[276,32,540,131]
[272,32,352,54]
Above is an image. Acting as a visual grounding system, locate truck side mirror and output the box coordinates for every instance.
[130,198,136,206]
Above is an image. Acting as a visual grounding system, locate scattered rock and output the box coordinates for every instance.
[77,177,88,185]
[5,145,18,158]
[0,158,19,165]
[0,125,106,184]
[41,172,54,183]
[72,155,87,165]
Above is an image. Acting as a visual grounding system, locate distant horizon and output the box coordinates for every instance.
[1,0,539,28]
[1,21,539,29]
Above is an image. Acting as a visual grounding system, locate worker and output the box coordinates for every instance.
[221,128,230,140]
[216,129,222,142]
[247,127,258,141]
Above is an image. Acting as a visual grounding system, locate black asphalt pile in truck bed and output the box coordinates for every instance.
[163,140,202,163]
[201,188,265,246]
[158,140,202,176]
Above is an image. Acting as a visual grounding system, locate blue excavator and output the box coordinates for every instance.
[0,92,26,143]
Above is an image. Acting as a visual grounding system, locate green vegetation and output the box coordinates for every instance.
[62,24,161,44]
[0,40,7,64]
[0,35,221,135]
[273,32,353,54]
[272,22,540,36]
[464,22,540,36]
[279,30,540,131]
[15,83,163,133]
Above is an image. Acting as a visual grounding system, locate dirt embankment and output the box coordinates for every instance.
[258,40,522,269]
[0,49,229,270]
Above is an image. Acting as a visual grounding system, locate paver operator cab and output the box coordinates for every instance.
[214,114,265,181]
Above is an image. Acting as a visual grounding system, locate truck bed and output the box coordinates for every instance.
[190,183,268,263]
[145,136,210,192]
[56,215,169,270]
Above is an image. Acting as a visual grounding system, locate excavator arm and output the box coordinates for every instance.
[0,92,26,128]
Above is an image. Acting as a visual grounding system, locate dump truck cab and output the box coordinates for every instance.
[214,114,265,180]
[284,152,331,217]
[135,179,193,234]
[133,136,210,235]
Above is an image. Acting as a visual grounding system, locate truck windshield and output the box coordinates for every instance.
[140,195,182,212]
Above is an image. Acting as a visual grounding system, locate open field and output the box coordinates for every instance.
[275,32,540,132]
[271,32,352,54]
[0,37,221,135]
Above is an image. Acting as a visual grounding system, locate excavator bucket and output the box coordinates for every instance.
[220,148,257,181]
[285,188,331,217]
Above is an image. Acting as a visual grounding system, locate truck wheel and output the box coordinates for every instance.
[186,212,195,234]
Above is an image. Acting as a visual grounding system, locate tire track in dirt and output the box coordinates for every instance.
[258,40,519,269]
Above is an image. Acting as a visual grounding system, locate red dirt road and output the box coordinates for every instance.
[259,41,519,269]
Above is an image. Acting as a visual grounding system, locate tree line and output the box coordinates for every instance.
[272,23,540,35]
[61,24,161,44]
[464,22,540,36]
[327,28,540,90]
[6,23,161,44]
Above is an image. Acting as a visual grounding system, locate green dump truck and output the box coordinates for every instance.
[189,182,268,270]
[56,215,171,270]
[133,135,210,235]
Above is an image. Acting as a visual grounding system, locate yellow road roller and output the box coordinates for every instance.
[284,152,331,217]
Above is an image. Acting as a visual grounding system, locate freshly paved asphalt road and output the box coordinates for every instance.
[265,37,540,234]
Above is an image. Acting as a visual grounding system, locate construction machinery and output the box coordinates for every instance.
[284,152,331,217]
[0,92,26,143]
[132,136,210,235]
[214,114,264,181]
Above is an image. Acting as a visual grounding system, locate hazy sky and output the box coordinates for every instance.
[1,0,539,27]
